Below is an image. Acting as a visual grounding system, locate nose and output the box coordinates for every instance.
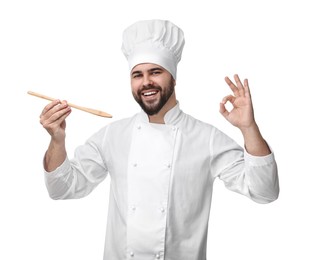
[143,75,154,87]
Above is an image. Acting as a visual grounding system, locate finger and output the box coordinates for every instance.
[43,110,71,137]
[219,102,229,118]
[220,94,235,118]
[40,99,61,118]
[225,76,240,97]
[49,105,71,123]
[40,103,71,127]
[234,74,245,97]
[243,78,251,98]
[50,109,71,127]
[221,94,236,105]
[41,108,71,133]
[41,100,69,121]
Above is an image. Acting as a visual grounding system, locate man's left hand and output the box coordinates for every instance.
[219,74,256,131]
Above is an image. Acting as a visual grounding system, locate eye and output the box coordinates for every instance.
[132,73,142,79]
[151,70,162,75]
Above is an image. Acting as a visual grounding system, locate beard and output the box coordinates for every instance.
[132,78,175,116]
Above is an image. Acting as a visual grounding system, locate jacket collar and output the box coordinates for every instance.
[138,102,183,125]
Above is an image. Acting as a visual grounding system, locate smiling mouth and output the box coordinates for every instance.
[141,90,159,97]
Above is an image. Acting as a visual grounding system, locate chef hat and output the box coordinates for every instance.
[121,19,185,79]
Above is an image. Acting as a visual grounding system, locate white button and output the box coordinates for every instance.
[167,163,171,168]
[133,163,137,167]
[137,125,141,130]
[155,253,160,259]
[160,207,165,213]
[130,251,134,257]
[132,206,136,211]
[172,126,176,131]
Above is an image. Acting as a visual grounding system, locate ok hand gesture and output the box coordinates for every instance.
[219,74,255,131]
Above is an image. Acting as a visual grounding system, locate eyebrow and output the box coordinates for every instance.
[131,67,163,76]
[149,67,163,72]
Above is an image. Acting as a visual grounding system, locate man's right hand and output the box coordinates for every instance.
[40,99,71,142]
[40,100,71,172]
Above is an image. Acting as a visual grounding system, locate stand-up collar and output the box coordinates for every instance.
[138,102,183,125]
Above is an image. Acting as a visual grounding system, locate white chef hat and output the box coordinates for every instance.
[121,19,185,79]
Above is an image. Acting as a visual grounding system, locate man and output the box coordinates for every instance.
[40,20,279,260]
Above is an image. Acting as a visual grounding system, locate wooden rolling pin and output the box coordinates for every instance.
[27,91,112,118]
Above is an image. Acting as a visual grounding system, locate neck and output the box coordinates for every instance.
[148,92,177,124]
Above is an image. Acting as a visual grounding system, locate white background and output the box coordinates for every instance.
[0,0,309,259]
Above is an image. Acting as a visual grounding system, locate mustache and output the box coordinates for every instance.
[137,84,162,95]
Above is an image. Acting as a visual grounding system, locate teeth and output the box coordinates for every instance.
[143,91,157,96]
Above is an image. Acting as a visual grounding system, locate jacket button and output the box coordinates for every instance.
[160,207,165,213]
[130,251,134,257]
[155,253,160,259]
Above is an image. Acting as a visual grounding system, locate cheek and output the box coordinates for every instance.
[131,81,140,94]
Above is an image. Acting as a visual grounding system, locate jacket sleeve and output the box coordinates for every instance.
[44,126,109,200]
[210,127,279,204]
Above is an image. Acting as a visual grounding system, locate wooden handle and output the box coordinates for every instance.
[27,91,112,118]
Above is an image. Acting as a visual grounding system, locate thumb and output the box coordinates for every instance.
[219,101,229,118]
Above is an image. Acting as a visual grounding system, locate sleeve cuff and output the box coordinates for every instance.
[244,149,275,167]
[44,156,71,178]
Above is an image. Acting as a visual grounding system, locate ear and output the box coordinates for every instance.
[172,77,176,87]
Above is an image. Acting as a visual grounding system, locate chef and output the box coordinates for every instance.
[40,19,279,260]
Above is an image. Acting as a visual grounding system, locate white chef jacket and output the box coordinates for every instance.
[45,103,279,260]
